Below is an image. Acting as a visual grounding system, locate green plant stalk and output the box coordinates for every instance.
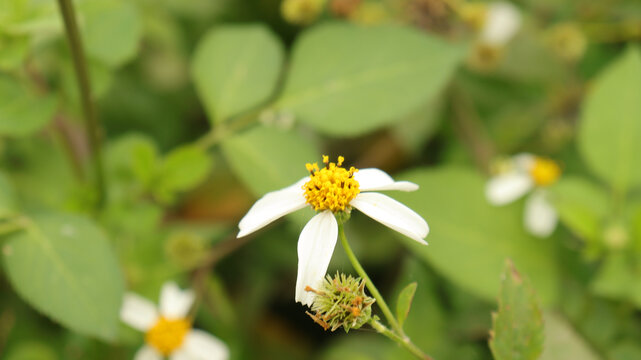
[370,320,433,360]
[56,0,106,209]
[337,223,403,335]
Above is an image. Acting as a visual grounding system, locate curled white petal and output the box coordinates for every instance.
[120,293,159,332]
[237,177,309,238]
[296,211,338,307]
[485,172,533,205]
[134,346,162,360]
[524,190,558,238]
[481,1,522,46]
[351,193,428,245]
[159,282,195,320]
[355,168,419,192]
[171,330,230,360]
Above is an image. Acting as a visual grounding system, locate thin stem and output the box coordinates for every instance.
[195,105,264,150]
[56,0,106,209]
[338,223,404,336]
[370,320,433,360]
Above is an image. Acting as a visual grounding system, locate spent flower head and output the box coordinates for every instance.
[486,153,561,237]
[305,272,375,333]
[237,155,429,306]
[120,282,229,360]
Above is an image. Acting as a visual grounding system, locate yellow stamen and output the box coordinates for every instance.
[530,157,561,186]
[145,317,191,355]
[303,155,360,212]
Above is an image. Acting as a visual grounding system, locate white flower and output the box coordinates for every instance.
[237,156,429,306]
[485,153,560,237]
[480,1,521,46]
[120,282,229,360]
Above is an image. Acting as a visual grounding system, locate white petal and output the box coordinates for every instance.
[134,346,162,360]
[512,153,535,172]
[481,1,522,46]
[351,193,428,245]
[237,177,309,238]
[295,211,338,307]
[354,168,419,192]
[485,172,533,205]
[524,191,558,238]
[120,293,159,332]
[171,330,229,360]
[160,282,195,319]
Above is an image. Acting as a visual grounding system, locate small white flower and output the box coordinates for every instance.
[120,282,229,360]
[485,153,560,237]
[480,1,522,47]
[237,156,429,306]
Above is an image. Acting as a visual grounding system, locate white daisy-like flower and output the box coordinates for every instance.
[485,153,561,238]
[480,2,522,46]
[120,282,229,360]
[237,155,429,306]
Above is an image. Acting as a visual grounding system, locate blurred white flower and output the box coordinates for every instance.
[120,282,229,360]
[486,153,560,237]
[480,1,522,46]
[237,156,429,306]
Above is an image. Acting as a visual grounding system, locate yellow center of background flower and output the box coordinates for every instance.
[303,156,360,212]
[529,157,561,186]
[145,317,191,355]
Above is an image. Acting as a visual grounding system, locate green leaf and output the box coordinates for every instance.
[221,126,318,197]
[0,75,56,137]
[579,46,641,193]
[392,166,559,304]
[275,23,465,136]
[489,260,544,360]
[4,341,58,360]
[591,252,641,308]
[539,312,602,360]
[191,24,284,123]
[2,213,124,341]
[81,0,142,67]
[153,145,212,202]
[396,282,417,329]
[0,171,17,217]
[548,177,609,243]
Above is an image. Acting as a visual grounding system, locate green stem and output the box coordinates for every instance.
[370,320,433,360]
[56,0,106,209]
[195,105,268,150]
[338,223,404,336]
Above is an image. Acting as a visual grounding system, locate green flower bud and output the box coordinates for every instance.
[281,0,326,25]
[305,272,375,333]
[164,231,207,270]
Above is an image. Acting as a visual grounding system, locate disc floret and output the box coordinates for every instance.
[145,317,191,355]
[530,157,561,186]
[303,156,360,213]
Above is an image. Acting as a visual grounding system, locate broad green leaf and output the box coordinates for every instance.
[0,171,17,217]
[106,133,158,185]
[4,341,58,360]
[221,126,318,196]
[489,260,544,360]
[0,75,56,137]
[392,167,559,304]
[275,23,465,136]
[548,177,609,243]
[81,0,142,67]
[591,252,641,308]
[0,34,29,70]
[153,145,212,202]
[579,46,641,193]
[396,282,417,329]
[539,312,602,360]
[2,213,124,340]
[192,24,284,123]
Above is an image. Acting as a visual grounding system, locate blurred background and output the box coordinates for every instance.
[1,0,641,359]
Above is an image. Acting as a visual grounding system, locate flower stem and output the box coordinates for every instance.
[56,0,106,209]
[337,223,403,335]
[370,320,433,360]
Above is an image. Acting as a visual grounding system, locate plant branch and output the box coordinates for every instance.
[56,0,106,209]
[370,320,433,360]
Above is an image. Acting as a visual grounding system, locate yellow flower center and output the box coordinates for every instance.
[529,157,561,186]
[145,317,191,355]
[303,156,360,212]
